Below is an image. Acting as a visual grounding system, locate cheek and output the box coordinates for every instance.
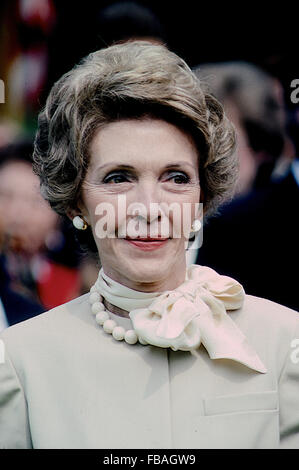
[89,194,127,241]
[83,187,118,228]
[170,190,201,237]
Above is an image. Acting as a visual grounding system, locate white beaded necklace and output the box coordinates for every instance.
[89,285,148,346]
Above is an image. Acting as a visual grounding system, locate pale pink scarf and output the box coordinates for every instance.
[96,264,267,373]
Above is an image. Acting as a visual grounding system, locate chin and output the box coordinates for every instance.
[124,259,171,283]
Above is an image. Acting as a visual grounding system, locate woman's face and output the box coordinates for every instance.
[81,118,201,292]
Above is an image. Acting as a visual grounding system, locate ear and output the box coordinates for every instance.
[66,198,90,225]
[66,208,79,222]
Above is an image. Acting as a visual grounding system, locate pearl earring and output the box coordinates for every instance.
[191,219,201,232]
[73,215,88,230]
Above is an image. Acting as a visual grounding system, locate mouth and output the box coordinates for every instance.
[124,237,170,251]
[125,237,169,241]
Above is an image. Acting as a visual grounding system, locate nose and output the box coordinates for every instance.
[129,179,162,224]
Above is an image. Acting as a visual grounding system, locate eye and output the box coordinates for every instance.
[103,171,132,184]
[167,171,191,184]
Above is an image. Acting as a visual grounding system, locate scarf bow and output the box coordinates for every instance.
[97,265,267,373]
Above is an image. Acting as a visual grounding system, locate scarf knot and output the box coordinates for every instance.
[97,264,267,373]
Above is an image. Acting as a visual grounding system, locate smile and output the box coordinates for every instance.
[124,238,169,251]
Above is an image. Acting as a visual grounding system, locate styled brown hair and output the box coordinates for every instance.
[33,41,237,223]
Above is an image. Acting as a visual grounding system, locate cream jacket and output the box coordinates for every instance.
[0,293,298,449]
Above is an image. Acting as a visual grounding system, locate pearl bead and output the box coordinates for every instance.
[103,319,117,334]
[112,326,126,341]
[125,329,138,345]
[139,337,148,345]
[89,292,101,304]
[91,302,105,314]
[90,283,147,348]
[95,311,109,325]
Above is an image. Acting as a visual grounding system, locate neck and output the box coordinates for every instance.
[98,259,188,319]
[102,262,187,293]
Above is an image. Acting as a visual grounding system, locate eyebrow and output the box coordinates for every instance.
[94,161,196,171]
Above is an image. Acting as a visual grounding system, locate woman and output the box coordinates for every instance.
[0,41,298,449]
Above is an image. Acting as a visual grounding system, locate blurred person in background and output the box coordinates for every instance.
[0,251,43,331]
[0,0,56,134]
[194,62,295,195]
[96,1,166,46]
[0,140,82,311]
[193,62,299,311]
[0,138,45,329]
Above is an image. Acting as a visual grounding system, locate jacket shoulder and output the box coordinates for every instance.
[243,294,299,325]
[239,294,299,359]
[0,293,90,351]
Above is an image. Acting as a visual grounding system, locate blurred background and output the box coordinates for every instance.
[0,0,298,328]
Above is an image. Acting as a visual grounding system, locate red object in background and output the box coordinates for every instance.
[18,0,56,34]
[37,260,81,310]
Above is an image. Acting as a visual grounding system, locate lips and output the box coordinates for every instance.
[125,237,168,241]
[124,238,169,251]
